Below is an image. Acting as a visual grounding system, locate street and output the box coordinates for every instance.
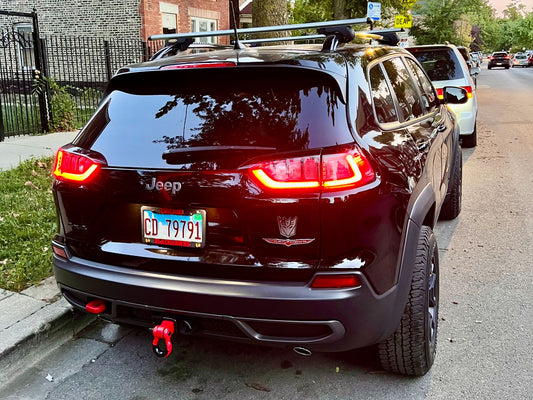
[2,65,532,400]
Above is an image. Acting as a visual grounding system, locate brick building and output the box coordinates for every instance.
[1,0,230,41]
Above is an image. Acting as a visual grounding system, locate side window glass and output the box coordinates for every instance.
[405,58,438,112]
[369,65,398,124]
[383,58,424,121]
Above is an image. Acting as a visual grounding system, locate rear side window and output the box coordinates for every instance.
[405,58,438,113]
[408,48,464,81]
[369,65,398,124]
[383,58,425,122]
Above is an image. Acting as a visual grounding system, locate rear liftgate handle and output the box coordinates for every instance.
[151,320,175,358]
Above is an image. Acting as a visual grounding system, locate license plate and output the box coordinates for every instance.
[141,207,206,248]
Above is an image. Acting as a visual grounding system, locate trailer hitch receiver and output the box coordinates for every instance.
[151,320,175,358]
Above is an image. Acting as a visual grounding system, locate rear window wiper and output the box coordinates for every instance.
[162,146,276,164]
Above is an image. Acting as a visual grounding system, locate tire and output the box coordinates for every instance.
[378,226,439,376]
[461,123,477,148]
[439,147,462,220]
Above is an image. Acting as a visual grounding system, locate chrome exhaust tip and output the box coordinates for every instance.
[293,346,312,356]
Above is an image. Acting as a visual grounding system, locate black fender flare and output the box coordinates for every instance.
[380,183,437,340]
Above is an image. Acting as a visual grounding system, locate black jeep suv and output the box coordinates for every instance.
[51,21,465,376]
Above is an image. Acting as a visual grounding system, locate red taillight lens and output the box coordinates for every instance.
[251,156,320,189]
[505,55,510,59]
[250,149,375,191]
[462,85,473,99]
[53,148,102,182]
[311,274,362,289]
[161,62,236,70]
[322,153,374,189]
[436,88,444,100]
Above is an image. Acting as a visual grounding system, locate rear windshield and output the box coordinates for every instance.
[76,68,352,169]
[492,52,507,57]
[408,48,464,81]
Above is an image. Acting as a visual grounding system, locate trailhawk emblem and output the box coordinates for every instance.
[263,216,315,247]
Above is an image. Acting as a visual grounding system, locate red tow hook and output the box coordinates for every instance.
[152,320,175,358]
[86,300,106,314]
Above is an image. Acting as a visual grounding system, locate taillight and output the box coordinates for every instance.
[436,88,444,100]
[505,55,510,60]
[53,148,103,182]
[161,62,236,70]
[251,156,320,189]
[250,149,375,191]
[462,85,473,99]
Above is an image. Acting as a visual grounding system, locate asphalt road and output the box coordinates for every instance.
[2,65,532,400]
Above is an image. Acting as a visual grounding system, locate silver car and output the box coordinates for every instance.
[512,53,529,67]
[407,44,479,148]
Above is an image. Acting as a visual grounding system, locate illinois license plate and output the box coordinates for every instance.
[141,207,206,248]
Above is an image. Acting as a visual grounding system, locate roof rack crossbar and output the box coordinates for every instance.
[149,18,370,41]
[240,34,326,45]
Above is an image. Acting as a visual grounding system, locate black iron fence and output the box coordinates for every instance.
[1,11,163,140]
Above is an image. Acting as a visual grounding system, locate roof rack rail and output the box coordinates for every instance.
[150,18,372,52]
[148,19,402,53]
[241,34,326,45]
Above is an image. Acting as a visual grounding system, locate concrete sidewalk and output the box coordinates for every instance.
[0,131,95,386]
[0,131,78,170]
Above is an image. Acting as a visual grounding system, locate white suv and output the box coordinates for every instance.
[407,44,479,147]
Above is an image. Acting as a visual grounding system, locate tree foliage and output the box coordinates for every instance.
[285,0,533,52]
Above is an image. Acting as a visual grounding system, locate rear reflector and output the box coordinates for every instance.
[161,62,237,70]
[52,244,67,259]
[250,149,375,192]
[53,148,103,182]
[311,274,362,289]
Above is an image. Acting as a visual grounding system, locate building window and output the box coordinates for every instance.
[162,13,177,34]
[191,17,217,44]
[14,23,35,70]
[160,2,179,34]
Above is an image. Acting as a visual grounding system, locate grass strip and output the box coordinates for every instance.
[0,157,56,292]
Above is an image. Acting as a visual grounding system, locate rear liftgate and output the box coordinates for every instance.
[139,11,402,359]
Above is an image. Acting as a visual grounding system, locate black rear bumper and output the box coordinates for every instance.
[53,252,405,352]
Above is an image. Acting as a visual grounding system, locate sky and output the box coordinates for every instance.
[487,0,533,16]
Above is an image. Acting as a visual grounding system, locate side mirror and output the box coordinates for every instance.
[442,87,469,104]
[470,66,481,76]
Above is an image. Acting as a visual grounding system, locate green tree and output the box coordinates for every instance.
[290,0,416,23]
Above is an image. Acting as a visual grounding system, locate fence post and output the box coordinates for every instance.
[31,10,50,133]
[0,96,4,142]
[104,40,112,81]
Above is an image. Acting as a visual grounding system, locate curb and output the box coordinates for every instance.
[0,278,95,387]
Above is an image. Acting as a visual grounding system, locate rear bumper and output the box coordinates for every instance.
[53,251,404,352]
[448,99,477,136]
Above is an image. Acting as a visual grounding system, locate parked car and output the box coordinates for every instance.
[407,43,479,147]
[51,20,466,376]
[528,53,533,67]
[470,52,481,67]
[512,52,529,67]
[488,51,512,69]
[457,46,474,69]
